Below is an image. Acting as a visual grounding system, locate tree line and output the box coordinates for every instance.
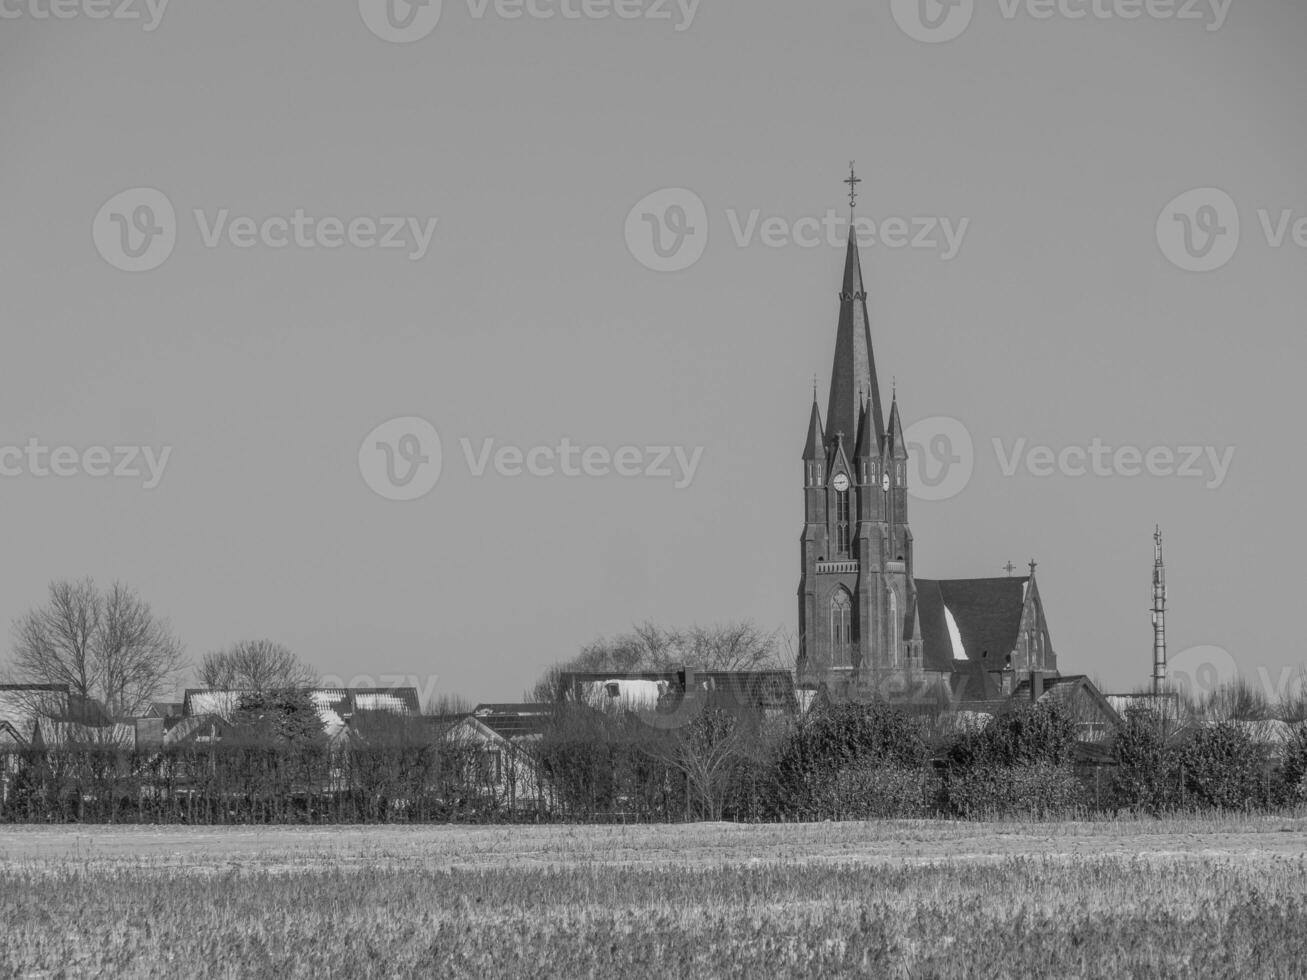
[4,695,1306,824]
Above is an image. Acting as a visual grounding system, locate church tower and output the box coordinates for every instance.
[798,169,921,687]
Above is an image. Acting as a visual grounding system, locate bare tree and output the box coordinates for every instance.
[682,622,781,672]
[8,578,184,720]
[525,664,567,703]
[197,640,315,692]
[1277,666,1307,724]
[565,620,782,674]
[1197,678,1272,723]
[423,692,475,717]
[646,703,749,821]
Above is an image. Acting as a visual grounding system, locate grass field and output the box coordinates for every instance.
[3,817,1306,978]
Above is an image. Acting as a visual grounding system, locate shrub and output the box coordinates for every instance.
[771,700,930,820]
[1110,708,1178,813]
[939,761,1087,819]
[1277,726,1307,807]
[1176,723,1267,810]
[833,762,935,819]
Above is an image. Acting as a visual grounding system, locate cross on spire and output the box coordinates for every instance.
[1029,559,1038,576]
[845,162,861,213]
[1003,561,1017,576]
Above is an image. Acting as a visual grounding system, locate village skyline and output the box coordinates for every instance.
[2,2,1300,704]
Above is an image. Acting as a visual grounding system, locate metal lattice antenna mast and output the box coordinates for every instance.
[1152,526,1168,698]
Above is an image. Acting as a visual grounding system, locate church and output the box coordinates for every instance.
[796,182,1057,705]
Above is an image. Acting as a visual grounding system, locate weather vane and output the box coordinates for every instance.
[845,161,861,212]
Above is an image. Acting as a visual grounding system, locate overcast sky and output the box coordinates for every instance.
[1,0,1303,704]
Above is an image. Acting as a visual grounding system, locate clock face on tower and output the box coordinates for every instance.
[881,473,891,493]
[832,473,850,493]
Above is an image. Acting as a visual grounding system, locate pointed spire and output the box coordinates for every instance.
[854,396,874,461]
[826,226,885,457]
[802,395,824,461]
[887,392,907,460]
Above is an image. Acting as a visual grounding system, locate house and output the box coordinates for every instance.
[0,684,127,747]
[435,708,551,810]
[951,672,1124,744]
[176,687,422,744]
[561,669,798,721]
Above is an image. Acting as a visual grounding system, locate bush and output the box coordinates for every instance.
[833,763,935,819]
[1110,709,1177,813]
[939,762,1087,819]
[1176,723,1268,810]
[937,702,1086,819]
[771,700,930,820]
[1277,727,1307,807]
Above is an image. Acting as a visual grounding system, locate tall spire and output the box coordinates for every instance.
[826,171,885,458]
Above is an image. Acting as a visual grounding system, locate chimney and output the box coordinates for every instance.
[1029,669,1044,703]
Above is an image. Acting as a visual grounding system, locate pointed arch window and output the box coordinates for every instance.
[888,586,901,667]
[830,589,852,666]
[836,490,851,555]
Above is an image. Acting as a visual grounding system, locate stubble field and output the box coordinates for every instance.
[2,817,1306,978]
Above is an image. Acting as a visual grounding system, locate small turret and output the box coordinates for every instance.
[802,395,825,487]
[887,392,908,462]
